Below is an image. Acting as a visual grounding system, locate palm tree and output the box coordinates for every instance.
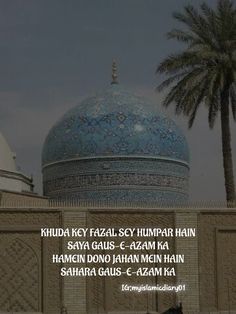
[156,0,236,205]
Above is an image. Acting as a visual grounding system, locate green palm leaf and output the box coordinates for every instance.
[156,0,236,204]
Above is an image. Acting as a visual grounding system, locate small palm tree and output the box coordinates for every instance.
[157,0,236,205]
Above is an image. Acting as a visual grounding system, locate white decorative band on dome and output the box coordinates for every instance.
[42,154,190,169]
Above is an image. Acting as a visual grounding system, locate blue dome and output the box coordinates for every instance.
[42,83,190,203]
[42,84,189,166]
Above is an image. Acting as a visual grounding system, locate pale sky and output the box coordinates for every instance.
[0,0,235,202]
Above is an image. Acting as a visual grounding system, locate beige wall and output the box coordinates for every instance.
[199,211,236,313]
[0,205,236,314]
[0,190,49,207]
[0,208,62,314]
[63,210,87,314]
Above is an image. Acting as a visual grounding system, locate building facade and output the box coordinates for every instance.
[0,204,235,314]
[0,69,235,314]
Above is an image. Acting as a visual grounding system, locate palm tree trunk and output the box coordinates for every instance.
[220,88,235,206]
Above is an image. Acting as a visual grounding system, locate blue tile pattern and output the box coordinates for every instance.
[49,189,188,204]
[42,84,190,203]
[42,85,189,166]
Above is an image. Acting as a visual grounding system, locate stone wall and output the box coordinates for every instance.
[63,209,87,314]
[0,208,62,314]
[199,210,236,313]
[175,211,199,313]
[0,206,236,314]
[86,209,176,314]
[0,190,49,207]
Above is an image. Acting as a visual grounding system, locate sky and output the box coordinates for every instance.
[0,0,235,202]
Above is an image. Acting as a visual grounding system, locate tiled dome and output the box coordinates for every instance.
[42,83,190,204]
[42,84,189,166]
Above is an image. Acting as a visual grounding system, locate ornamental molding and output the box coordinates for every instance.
[42,155,190,170]
[44,172,188,194]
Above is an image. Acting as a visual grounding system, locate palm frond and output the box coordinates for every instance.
[162,68,204,107]
[157,71,190,92]
[188,102,201,128]
[201,3,220,47]
[157,0,236,131]
[174,5,218,50]
[208,102,220,128]
[218,0,233,16]
[187,76,210,128]
[167,29,196,43]
[201,3,217,23]
[157,52,202,74]
[205,72,221,128]
[217,0,236,51]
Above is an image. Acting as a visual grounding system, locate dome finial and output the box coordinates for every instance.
[111,60,118,84]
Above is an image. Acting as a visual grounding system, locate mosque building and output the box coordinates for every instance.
[0,63,235,314]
